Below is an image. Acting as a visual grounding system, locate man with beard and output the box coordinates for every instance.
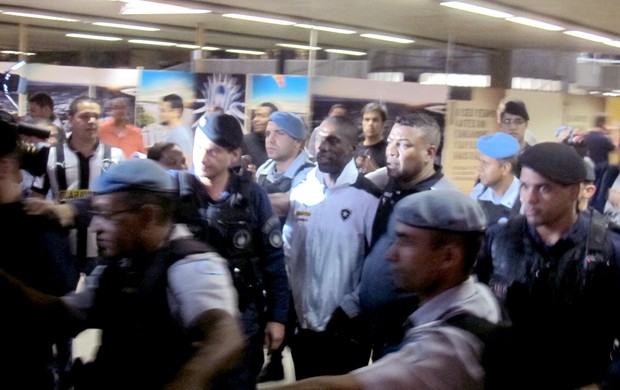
[284,115,380,379]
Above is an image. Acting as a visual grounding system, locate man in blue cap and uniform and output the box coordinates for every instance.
[256,111,314,224]
[476,141,620,389]
[0,158,243,389]
[187,112,289,390]
[255,111,314,382]
[272,189,502,389]
[471,132,521,226]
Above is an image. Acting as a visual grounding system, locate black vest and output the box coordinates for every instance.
[83,238,213,389]
[487,214,619,388]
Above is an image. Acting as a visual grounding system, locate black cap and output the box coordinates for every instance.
[197,112,243,149]
[518,142,586,184]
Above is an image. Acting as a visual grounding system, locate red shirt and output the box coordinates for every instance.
[99,119,146,158]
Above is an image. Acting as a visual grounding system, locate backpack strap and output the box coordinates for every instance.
[445,313,518,390]
[54,143,68,191]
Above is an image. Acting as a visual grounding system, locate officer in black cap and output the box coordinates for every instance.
[476,141,620,389]
[187,112,289,390]
[0,158,244,389]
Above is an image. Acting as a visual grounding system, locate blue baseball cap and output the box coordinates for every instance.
[93,159,176,194]
[394,189,487,232]
[197,112,243,149]
[477,132,520,159]
[269,111,307,140]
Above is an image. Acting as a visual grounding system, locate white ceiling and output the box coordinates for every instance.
[0,0,620,60]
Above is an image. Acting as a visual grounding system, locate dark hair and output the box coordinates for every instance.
[28,92,54,110]
[594,114,607,128]
[162,94,184,114]
[501,100,529,121]
[147,142,178,161]
[119,190,176,223]
[394,112,441,147]
[497,155,519,173]
[429,230,485,272]
[323,115,359,146]
[259,102,279,113]
[69,96,98,117]
[328,103,347,116]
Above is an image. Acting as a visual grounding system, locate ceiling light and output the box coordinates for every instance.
[92,21,159,32]
[201,46,220,51]
[0,50,35,56]
[325,48,366,56]
[2,11,79,22]
[564,30,611,43]
[128,39,176,46]
[175,44,200,49]
[605,41,620,48]
[222,13,295,26]
[440,2,513,18]
[294,24,356,34]
[226,49,265,55]
[121,1,210,15]
[361,33,414,44]
[506,17,564,31]
[67,33,122,41]
[276,43,321,50]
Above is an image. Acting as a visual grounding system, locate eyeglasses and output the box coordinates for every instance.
[501,118,526,126]
[89,207,140,221]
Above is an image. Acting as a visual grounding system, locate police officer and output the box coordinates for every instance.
[470,132,521,226]
[189,112,289,389]
[255,111,314,382]
[476,142,620,389]
[0,158,243,389]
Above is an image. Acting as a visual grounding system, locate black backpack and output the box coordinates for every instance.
[445,313,524,390]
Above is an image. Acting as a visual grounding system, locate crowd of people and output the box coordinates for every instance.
[1,92,620,390]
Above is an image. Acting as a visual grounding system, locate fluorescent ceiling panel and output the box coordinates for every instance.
[67,33,122,41]
[440,2,513,18]
[128,39,176,46]
[223,13,295,26]
[506,17,564,31]
[2,11,79,22]
[226,49,265,55]
[325,48,366,56]
[294,24,356,34]
[276,43,321,50]
[121,1,210,15]
[92,21,159,31]
[361,33,414,44]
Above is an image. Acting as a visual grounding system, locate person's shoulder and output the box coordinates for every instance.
[353,174,382,197]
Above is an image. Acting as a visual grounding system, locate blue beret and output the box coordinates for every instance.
[518,142,586,185]
[477,132,520,158]
[394,189,487,232]
[269,111,307,140]
[197,112,243,149]
[93,159,176,194]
